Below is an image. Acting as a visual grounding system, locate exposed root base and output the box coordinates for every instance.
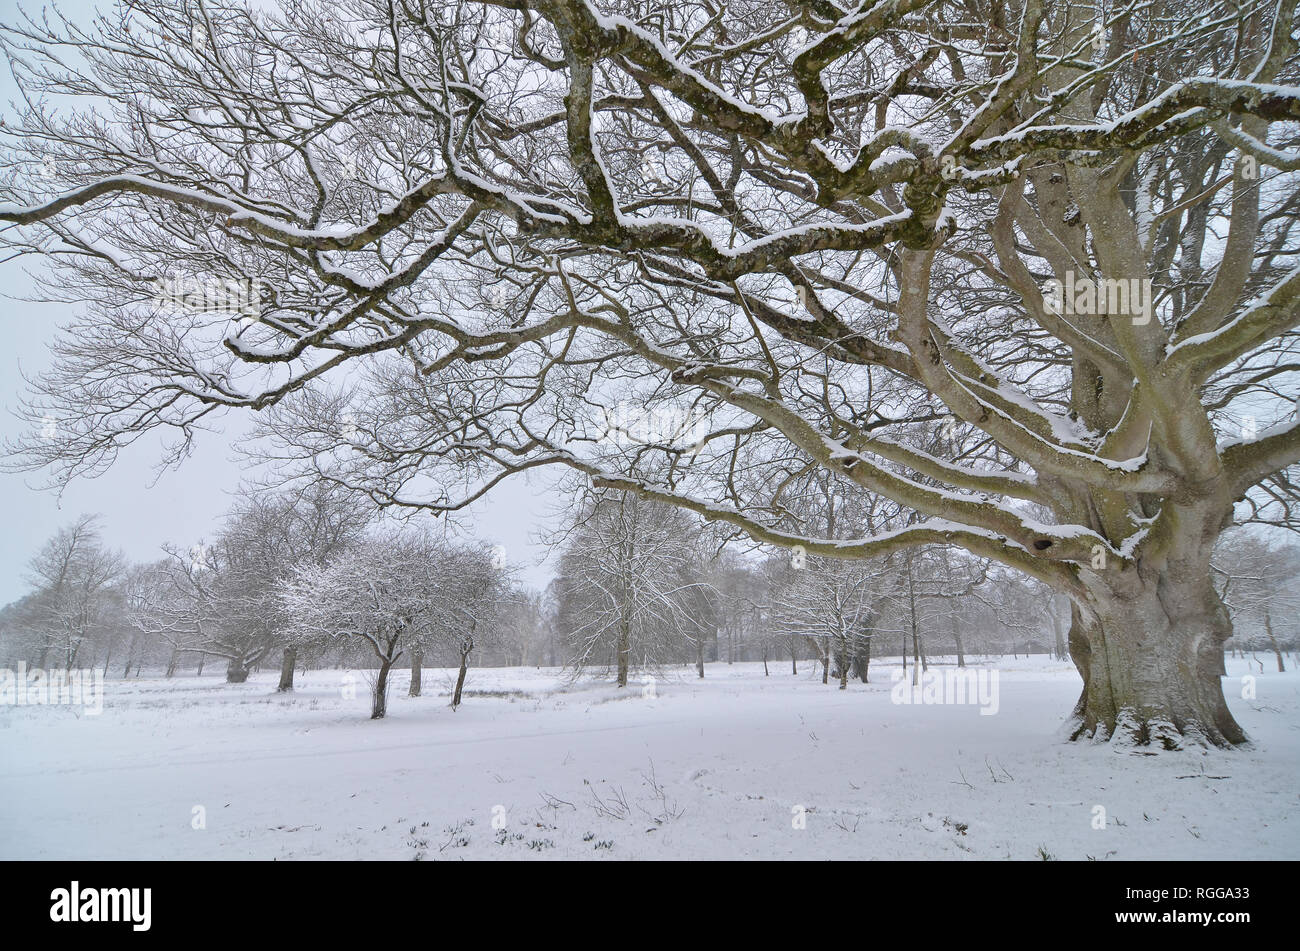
[1064,709,1246,750]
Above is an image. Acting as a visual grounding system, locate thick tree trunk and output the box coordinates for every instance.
[1066,565,1244,748]
[166,647,179,678]
[226,659,250,684]
[408,648,422,697]
[195,653,205,676]
[277,646,297,692]
[695,636,705,679]
[372,659,392,719]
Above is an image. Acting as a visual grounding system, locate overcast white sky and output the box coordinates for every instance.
[0,0,558,605]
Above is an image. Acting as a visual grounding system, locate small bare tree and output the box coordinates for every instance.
[770,554,884,689]
[280,531,439,718]
[432,542,511,709]
[23,515,125,670]
[219,485,367,691]
[1215,531,1300,672]
[551,487,714,686]
[132,541,271,682]
[280,528,506,717]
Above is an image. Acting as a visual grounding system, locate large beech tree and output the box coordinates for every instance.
[3,0,1300,747]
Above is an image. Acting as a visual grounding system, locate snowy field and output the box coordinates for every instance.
[2,655,1296,860]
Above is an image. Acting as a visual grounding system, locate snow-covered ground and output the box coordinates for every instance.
[2,655,1296,860]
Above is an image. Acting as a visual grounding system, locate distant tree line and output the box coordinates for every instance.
[3,485,1297,720]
